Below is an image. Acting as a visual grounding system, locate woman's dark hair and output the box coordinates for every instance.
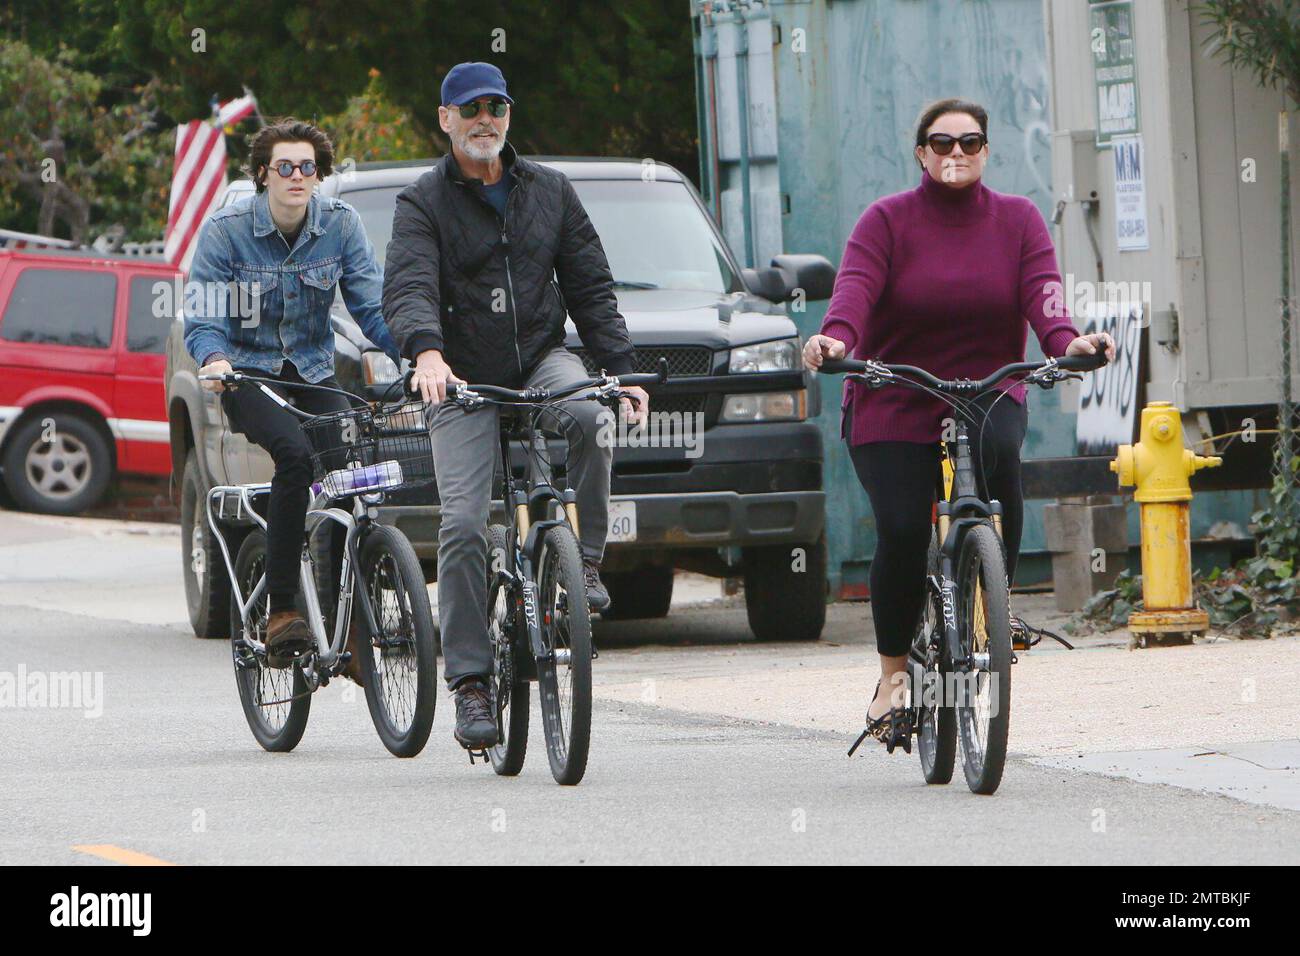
[913,98,989,166]
[245,119,335,193]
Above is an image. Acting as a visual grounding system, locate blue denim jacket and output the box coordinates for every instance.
[183,190,399,382]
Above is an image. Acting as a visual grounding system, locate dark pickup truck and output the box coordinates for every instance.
[166,158,835,642]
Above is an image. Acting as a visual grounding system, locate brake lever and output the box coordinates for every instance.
[846,371,887,389]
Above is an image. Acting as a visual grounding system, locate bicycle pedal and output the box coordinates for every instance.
[466,748,490,765]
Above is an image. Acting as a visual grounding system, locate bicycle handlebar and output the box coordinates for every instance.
[397,357,669,406]
[197,371,373,419]
[817,350,1108,393]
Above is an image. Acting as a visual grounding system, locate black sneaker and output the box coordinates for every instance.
[582,560,610,611]
[453,678,498,750]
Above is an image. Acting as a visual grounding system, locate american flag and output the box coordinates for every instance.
[164,93,259,272]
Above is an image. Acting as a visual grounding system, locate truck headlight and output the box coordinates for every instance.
[729,338,800,373]
[719,390,807,423]
[363,350,401,385]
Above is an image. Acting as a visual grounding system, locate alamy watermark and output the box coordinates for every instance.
[151,278,263,328]
[597,410,705,459]
[0,665,103,718]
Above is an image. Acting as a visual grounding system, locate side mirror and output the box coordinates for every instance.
[771,254,836,302]
[741,266,791,303]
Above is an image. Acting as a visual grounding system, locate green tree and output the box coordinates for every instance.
[0,40,174,242]
[319,70,438,163]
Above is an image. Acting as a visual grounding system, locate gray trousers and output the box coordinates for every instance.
[430,346,612,687]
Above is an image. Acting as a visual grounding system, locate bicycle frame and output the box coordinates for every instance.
[928,416,1005,674]
[205,482,383,678]
[492,408,584,676]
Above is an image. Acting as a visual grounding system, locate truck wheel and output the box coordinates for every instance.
[1,412,112,515]
[743,535,828,641]
[181,449,232,638]
[601,567,674,620]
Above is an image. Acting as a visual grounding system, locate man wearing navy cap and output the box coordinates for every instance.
[383,61,647,752]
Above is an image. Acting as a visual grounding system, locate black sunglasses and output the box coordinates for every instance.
[268,159,318,178]
[452,98,510,119]
[926,132,987,156]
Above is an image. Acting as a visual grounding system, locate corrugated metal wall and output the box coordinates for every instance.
[693,0,1261,595]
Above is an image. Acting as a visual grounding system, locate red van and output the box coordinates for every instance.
[0,249,176,514]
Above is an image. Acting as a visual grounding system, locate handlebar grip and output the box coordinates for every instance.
[817,358,869,374]
[1057,352,1109,372]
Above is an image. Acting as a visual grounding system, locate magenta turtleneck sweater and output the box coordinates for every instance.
[820,171,1080,445]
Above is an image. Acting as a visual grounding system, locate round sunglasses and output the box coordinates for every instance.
[268,159,318,178]
[926,132,987,156]
[452,98,510,119]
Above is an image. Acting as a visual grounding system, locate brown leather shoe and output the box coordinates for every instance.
[265,610,313,668]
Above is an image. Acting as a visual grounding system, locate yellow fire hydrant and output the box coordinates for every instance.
[1110,402,1222,646]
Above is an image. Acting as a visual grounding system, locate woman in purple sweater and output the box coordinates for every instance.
[803,99,1114,749]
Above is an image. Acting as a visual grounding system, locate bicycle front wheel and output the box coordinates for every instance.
[355,525,437,758]
[536,525,592,785]
[912,529,956,785]
[487,524,529,776]
[955,523,1012,794]
[230,530,311,752]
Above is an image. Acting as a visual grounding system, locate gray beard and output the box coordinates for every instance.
[456,128,504,163]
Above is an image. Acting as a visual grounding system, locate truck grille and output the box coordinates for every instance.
[569,346,714,378]
[568,346,711,421]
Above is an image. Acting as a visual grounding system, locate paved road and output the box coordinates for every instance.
[2,511,1298,864]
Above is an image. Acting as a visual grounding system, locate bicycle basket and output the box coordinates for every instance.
[301,398,435,497]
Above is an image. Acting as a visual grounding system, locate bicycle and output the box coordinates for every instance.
[199,370,439,758]
[821,351,1108,794]
[430,363,666,785]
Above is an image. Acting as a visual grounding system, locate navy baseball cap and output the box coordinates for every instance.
[441,62,513,107]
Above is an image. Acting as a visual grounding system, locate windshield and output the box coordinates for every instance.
[571,179,738,294]
[342,177,737,293]
[346,186,402,268]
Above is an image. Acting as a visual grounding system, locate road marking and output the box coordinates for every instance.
[72,844,177,866]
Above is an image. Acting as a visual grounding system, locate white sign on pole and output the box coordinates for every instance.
[1112,134,1149,251]
[1076,300,1144,455]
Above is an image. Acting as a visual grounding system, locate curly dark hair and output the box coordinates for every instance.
[244,119,335,193]
[913,98,989,167]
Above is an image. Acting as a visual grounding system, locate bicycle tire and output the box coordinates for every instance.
[536,525,592,785]
[487,524,530,776]
[913,530,956,785]
[355,525,437,758]
[230,530,311,752]
[955,523,1012,795]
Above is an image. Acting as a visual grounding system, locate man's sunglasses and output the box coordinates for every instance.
[268,160,318,178]
[452,98,510,119]
[926,132,987,156]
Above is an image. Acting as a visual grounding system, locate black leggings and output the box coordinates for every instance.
[220,362,351,613]
[849,393,1028,658]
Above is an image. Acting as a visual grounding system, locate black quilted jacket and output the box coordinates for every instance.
[382,142,635,388]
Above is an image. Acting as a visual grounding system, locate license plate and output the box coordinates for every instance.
[607,500,637,542]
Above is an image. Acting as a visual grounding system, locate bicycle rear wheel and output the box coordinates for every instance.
[912,529,956,785]
[487,524,529,775]
[536,525,592,785]
[955,524,1012,794]
[355,525,437,758]
[230,530,311,752]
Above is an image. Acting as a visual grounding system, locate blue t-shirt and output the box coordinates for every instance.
[480,169,513,220]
